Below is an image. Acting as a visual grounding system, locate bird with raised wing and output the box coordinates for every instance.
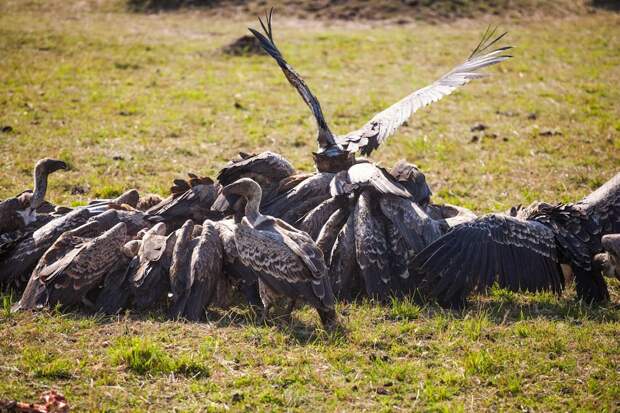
[250,10,512,172]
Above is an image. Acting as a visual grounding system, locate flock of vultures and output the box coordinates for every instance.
[1,13,619,329]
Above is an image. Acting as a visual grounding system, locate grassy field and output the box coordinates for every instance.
[1,1,619,411]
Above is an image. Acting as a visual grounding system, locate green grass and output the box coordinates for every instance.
[0,1,619,411]
[109,336,210,377]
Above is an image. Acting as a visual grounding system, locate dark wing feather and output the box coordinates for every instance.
[354,190,391,300]
[379,195,442,253]
[315,208,349,265]
[412,214,563,307]
[217,151,295,186]
[185,220,227,320]
[147,183,219,225]
[262,172,334,218]
[328,213,361,300]
[168,220,196,318]
[95,255,135,315]
[340,28,512,155]
[249,10,336,149]
[298,197,344,240]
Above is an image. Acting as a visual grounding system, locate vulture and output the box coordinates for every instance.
[0,208,92,290]
[212,151,297,216]
[129,222,177,311]
[223,178,337,327]
[168,219,197,319]
[250,11,512,172]
[146,174,220,229]
[324,161,434,299]
[412,172,620,307]
[183,219,228,320]
[14,221,128,311]
[0,158,67,254]
[595,234,620,281]
[95,239,142,315]
[214,218,263,307]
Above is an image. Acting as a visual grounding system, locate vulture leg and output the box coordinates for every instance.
[574,268,609,304]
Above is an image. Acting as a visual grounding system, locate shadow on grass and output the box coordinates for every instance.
[2,286,618,347]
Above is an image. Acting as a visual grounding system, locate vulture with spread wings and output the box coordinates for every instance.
[249,10,512,172]
[412,172,620,307]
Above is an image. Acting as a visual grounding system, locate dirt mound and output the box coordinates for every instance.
[222,35,264,56]
[127,0,604,21]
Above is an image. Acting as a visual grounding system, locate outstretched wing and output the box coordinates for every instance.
[341,27,512,155]
[249,9,336,149]
[412,214,563,307]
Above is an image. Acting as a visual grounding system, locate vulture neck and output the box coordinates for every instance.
[243,188,263,226]
[31,163,49,210]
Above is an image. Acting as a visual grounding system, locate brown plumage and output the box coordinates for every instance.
[214,219,262,307]
[95,239,142,315]
[298,197,344,240]
[15,221,127,311]
[184,220,228,320]
[130,223,177,311]
[353,190,391,300]
[379,195,443,253]
[330,162,411,199]
[0,208,91,290]
[315,208,349,265]
[328,213,360,300]
[262,172,334,220]
[168,220,197,319]
[147,174,220,228]
[213,151,296,215]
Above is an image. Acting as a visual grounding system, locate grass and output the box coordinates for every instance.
[0,1,619,411]
[108,336,210,377]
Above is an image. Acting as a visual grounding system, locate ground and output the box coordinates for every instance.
[0,1,619,411]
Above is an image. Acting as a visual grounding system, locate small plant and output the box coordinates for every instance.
[389,297,421,321]
[462,311,490,341]
[490,284,517,303]
[109,337,171,375]
[2,292,13,318]
[109,337,209,377]
[21,348,73,379]
[464,350,499,377]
